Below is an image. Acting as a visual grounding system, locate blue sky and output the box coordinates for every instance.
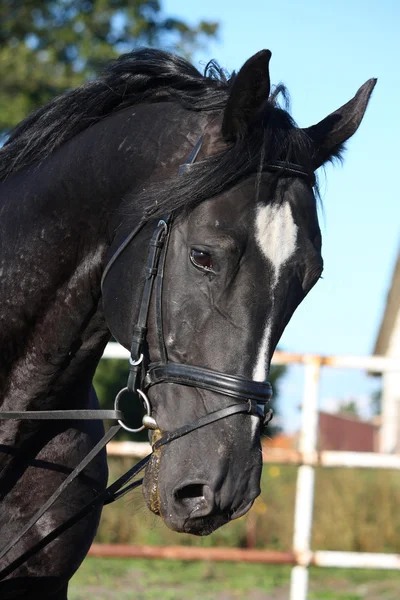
[163,0,400,430]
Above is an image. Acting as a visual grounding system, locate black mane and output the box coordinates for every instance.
[0,48,317,211]
[0,49,230,181]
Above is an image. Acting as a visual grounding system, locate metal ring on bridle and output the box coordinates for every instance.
[114,387,152,433]
[129,353,143,367]
[157,219,168,233]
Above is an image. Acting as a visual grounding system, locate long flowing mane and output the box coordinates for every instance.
[0,48,317,217]
[0,49,230,181]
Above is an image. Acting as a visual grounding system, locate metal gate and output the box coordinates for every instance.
[102,344,400,600]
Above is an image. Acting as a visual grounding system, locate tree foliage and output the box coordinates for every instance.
[337,398,360,418]
[0,0,218,131]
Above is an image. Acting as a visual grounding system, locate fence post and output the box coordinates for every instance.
[380,371,400,453]
[289,356,321,600]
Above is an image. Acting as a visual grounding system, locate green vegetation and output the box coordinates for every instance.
[70,558,290,600]
[70,557,400,600]
[0,0,218,132]
[96,460,400,553]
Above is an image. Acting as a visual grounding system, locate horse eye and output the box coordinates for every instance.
[190,249,213,271]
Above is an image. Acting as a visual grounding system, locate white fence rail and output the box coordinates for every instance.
[101,343,400,600]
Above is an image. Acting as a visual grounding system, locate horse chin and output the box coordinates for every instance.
[163,514,231,536]
[159,497,255,535]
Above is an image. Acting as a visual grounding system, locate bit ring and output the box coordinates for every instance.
[114,387,152,433]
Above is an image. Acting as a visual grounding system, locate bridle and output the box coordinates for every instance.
[0,135,314,577]
[104,135,315,444]
[110,216,274,448]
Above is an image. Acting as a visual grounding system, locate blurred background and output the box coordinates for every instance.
[2,1,399,598]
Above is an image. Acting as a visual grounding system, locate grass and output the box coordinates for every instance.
[69,557,289,599]
[70,558,400,600]
[70,557,287,599]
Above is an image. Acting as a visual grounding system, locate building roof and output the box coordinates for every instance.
[318,411,378,452]
[373,247,400,356]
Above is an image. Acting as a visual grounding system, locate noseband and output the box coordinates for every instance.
[102,136,315,447]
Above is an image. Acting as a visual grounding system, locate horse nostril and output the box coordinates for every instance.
[174,483,214,516]
[176,483,204,500]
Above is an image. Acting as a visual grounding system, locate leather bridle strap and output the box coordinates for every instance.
[154,401,261,450]
[100,220,146,291]
[267,160,316,186]
[178,136,203,174]
[146,363,272,404]
[127,220,168,392]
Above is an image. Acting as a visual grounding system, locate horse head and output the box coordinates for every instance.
[102,51,375,535]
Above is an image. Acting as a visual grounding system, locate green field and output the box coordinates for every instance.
[70,557,400,600]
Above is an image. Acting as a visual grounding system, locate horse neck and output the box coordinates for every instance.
[0,103,209,412]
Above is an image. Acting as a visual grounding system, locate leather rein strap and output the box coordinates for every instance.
[0,409,122,420]
[0,431,151,579]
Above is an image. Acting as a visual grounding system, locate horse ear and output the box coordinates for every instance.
[222,50,272,142]
[304,78,377,168]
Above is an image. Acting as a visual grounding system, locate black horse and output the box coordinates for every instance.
[0,48,375,599]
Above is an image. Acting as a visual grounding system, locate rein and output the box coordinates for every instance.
[0,136,314,578]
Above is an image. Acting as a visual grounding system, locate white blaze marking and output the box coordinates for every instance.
[255,202,298,283]
[252,203,298,382]
[253,323,272,382]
